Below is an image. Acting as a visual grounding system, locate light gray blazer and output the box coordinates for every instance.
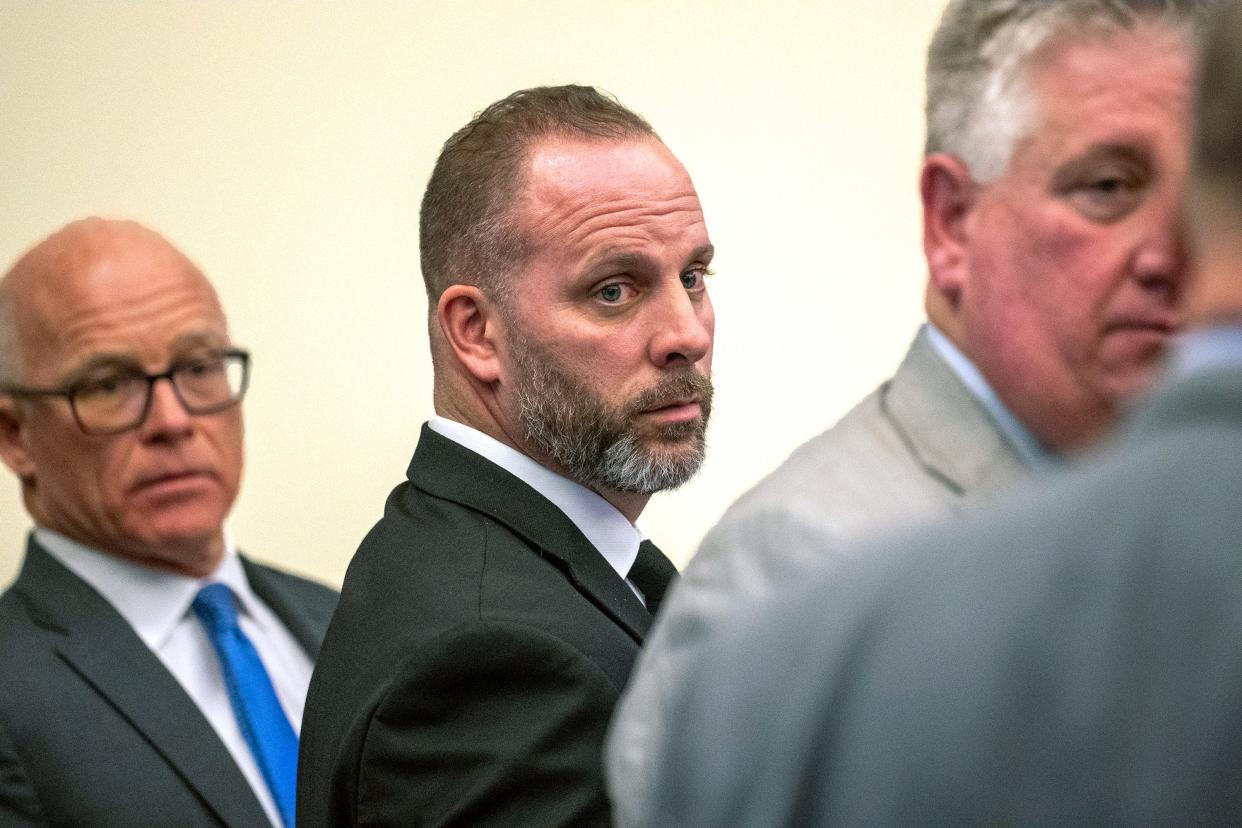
[606,327,1032,827]
[641,362,1242,826]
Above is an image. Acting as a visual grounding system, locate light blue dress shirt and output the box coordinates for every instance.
[924,323,1054,467]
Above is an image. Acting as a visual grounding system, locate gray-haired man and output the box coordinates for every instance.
[633,2,1242,823]
[608,2,1215,824]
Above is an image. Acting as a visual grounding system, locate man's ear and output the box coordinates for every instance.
[436,284,504,384]
[0,397,35,481]
[921,153,979,309]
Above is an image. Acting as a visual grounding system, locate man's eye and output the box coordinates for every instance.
[1087,177,1127,195]
[1065,168,1146,223]
[681,267,711,291]
[596,283,635,303]
[75,374,140,401]
[178,356,225,377]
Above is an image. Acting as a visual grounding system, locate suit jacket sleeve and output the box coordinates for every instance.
[356,621,618,827]
[0,719,47,827]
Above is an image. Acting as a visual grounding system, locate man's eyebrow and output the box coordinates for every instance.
[1051,143,1155,191]
[585,250,650,273]
[687,244,715,265]
[1069,142,1154,169]
[1101,141,1152,159]
[585,244,715,274]
[170,330,230,352]
[56,331,230,386]
[58,353,143,386]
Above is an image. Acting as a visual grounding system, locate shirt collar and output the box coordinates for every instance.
[34,526,257,652]
[1165,325,1242,380]
[428,416,643,581]
[924,322,1054,467]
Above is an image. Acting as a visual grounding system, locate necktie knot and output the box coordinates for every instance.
[628,539,678,616]
[193,582,241,634]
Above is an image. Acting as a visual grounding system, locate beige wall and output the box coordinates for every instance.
[0,1,943,587]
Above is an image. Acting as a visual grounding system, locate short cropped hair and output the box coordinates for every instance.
[926,0,1218,181]
[1192,1,1242,224]
[418,85,656,307]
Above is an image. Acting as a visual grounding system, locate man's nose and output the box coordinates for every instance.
[139,376,194,439]
[1133,185,1189,303]
[648,282,714,369]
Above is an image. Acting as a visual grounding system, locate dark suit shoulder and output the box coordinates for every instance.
[0,550,266,827]
[326,478,638,691]
[300,466,639,827]
[348,619,617,827]
[0,568,84,711]
[0,587,83,826]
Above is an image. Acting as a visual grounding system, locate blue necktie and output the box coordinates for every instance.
[192,583,298,828]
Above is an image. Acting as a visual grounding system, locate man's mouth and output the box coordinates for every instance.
[639,399,703,423]
[1106,311,1179,336]
[130,469,215,497]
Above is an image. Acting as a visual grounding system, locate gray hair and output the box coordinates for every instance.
[926,0,1219,181]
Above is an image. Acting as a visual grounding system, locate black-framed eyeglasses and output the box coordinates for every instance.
[1,348,251,436]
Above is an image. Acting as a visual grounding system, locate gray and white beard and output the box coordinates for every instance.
[511,339,712,494]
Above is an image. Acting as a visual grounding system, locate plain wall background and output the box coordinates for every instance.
[0,1,943,587]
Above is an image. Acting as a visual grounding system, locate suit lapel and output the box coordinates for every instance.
[15,541,271,828]
[408,426,653,641]
[242,557,327,660]
[881,328,1030,497]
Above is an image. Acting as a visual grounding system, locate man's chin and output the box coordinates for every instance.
[613,438,707,493]
[636,413,708,443]
[1098,359,1163,405]
[125,516,227,574]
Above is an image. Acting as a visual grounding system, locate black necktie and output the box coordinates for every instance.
[628,539,678,617]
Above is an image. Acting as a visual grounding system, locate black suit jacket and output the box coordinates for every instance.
[0,537,338,827]
[298,425,656,827]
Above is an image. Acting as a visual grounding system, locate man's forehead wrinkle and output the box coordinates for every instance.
[17,236,228,377]
[1013,35,1191,178]
[1040,73,1189,126]
[560,194,703,233]
[1034,25,1191,101]
[63,328,228,374]
[532,192,705,237]
[561,208,707,270]
[56,278,225,336]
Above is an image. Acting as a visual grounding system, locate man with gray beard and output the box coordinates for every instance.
[297,85,715,827]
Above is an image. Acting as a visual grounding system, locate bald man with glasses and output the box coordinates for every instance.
[0,218,337,828]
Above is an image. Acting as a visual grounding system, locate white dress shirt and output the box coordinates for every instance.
[36,527,312,828]
[428,416,650,604]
